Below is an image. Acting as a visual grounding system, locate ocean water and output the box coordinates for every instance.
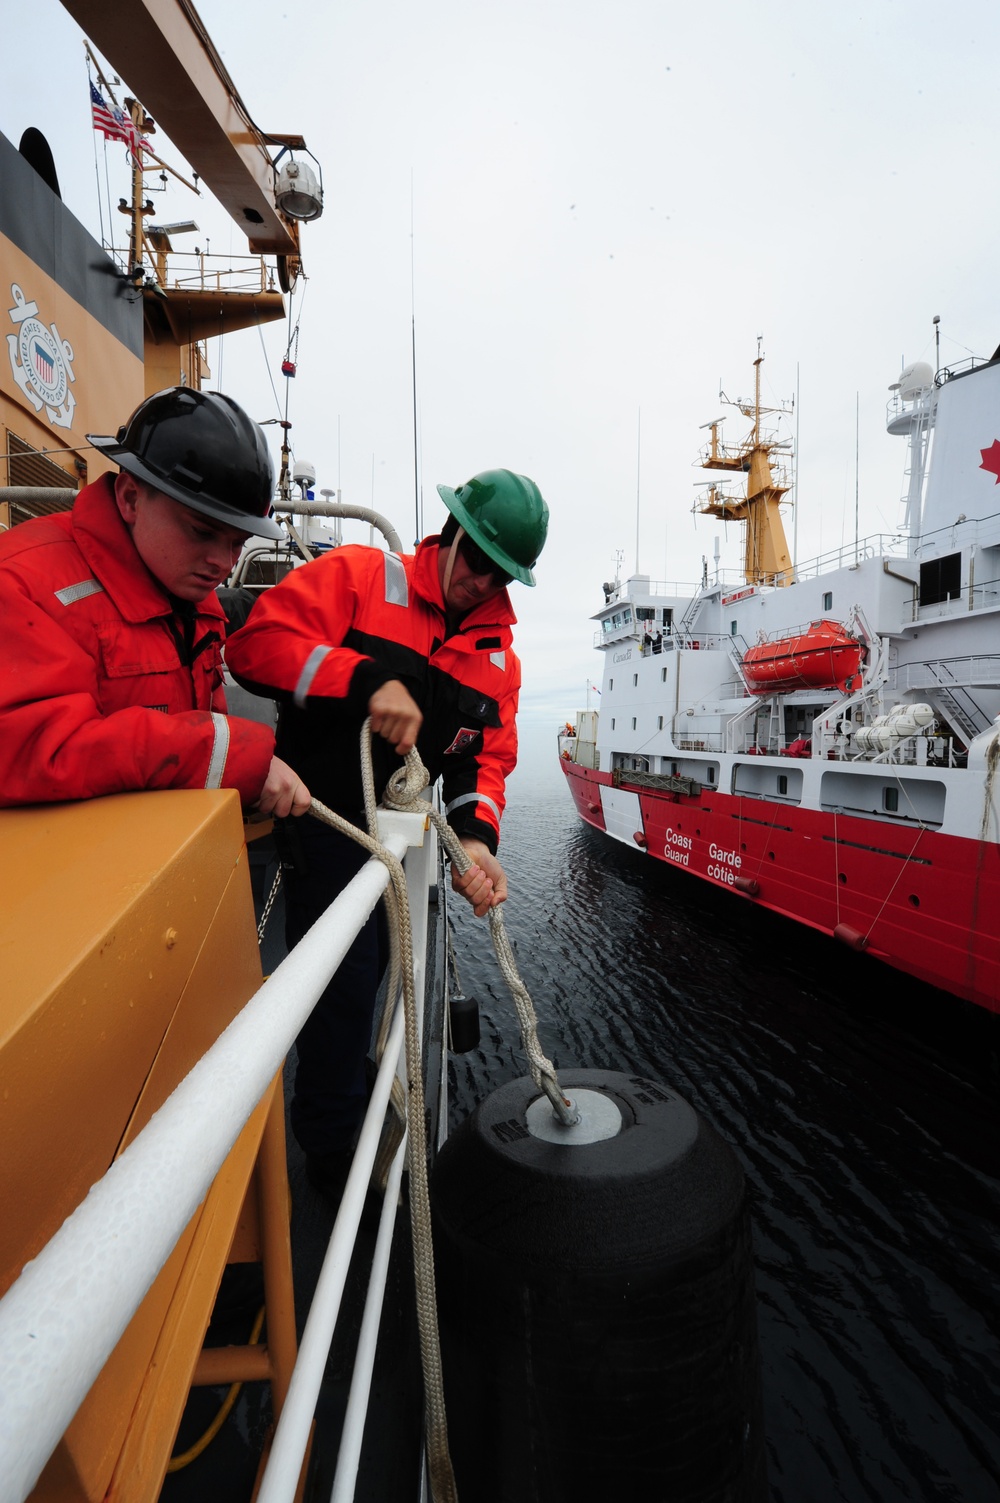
[445,727,1000,1503]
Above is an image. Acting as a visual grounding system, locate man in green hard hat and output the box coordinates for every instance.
[227,467,548,1197]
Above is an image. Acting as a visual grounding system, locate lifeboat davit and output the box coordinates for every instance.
[742,619,863,694]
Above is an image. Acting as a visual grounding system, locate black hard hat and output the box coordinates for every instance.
[88,387,282,540]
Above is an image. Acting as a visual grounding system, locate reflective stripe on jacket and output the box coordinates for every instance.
[226,540,520,851]
[0,475,274,807]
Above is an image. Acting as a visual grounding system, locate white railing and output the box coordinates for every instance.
[0,809,432,1503]
[892,655,1000,691]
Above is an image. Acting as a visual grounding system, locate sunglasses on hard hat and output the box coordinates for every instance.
[458,534,513,586]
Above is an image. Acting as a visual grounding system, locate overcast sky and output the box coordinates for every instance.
[5,0,999,727]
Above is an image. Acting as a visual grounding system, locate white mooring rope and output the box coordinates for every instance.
[303,721,574,1502]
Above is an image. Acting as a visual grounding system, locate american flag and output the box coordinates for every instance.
[89,80,150,159]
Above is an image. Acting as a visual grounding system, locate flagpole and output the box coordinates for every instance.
[127,100,145,280]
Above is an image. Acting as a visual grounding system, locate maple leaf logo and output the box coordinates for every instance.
[980,440,1000,483]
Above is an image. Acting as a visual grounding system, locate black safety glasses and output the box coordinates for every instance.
[459,534,513,586]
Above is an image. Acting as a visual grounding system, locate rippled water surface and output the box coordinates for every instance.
[446,758,1000,1503]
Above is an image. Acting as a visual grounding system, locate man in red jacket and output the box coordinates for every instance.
[0,386,309,817]
[227,469,548,1196]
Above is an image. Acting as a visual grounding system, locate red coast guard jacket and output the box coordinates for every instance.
[226,540,520,852]
[0,475,274,807]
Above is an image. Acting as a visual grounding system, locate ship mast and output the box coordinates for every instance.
[696,342,794,586]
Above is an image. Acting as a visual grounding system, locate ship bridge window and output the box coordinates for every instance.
[636,607,655,621]
[919,552,961,607]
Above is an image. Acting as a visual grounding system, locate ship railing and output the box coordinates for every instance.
[672,631,738,653]
[594,620,641,648]
[788,533,908,582]
[912,580,1000,621]
[891,654,1000,691]
[911,510,1000,563]
[0,808,436,1503]
[638,574,741,598]
[108,245,278,295]
[724,697,762,752]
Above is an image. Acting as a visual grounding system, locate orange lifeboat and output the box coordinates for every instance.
[742,619,863,694]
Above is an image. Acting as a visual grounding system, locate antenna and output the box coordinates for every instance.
[634,408,641,575]
[854,392,860,563]
[410,171,420,544]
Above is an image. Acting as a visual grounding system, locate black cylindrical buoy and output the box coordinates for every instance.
[432,1069,766,1503]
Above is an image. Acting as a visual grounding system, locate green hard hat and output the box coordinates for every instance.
[436,469,549,587]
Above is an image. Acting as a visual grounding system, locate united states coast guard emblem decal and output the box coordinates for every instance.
[7,283,77,429]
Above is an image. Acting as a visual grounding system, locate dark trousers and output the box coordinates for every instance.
[283,818,387,1156]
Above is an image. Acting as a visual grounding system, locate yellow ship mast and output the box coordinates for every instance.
[696,342,794,586]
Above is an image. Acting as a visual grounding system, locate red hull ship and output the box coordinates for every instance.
[560,350,1000,1013]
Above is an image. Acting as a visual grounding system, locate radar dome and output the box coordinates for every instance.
[897,362,934,401]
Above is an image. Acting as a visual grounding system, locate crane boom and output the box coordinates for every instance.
[62,0,304,256]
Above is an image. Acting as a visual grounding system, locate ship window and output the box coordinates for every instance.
[730,620,738,635]
[611,718,616,729]
[777,774,788,795]
[661,666,668,682]
[884,786,899,812]
[823,592,833,611]
[609,678,614,691]
[631,717,637,730]
[658,715,664,730]
[632,673,638,686]
[919,552,961,606]
[707,766,716,784]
